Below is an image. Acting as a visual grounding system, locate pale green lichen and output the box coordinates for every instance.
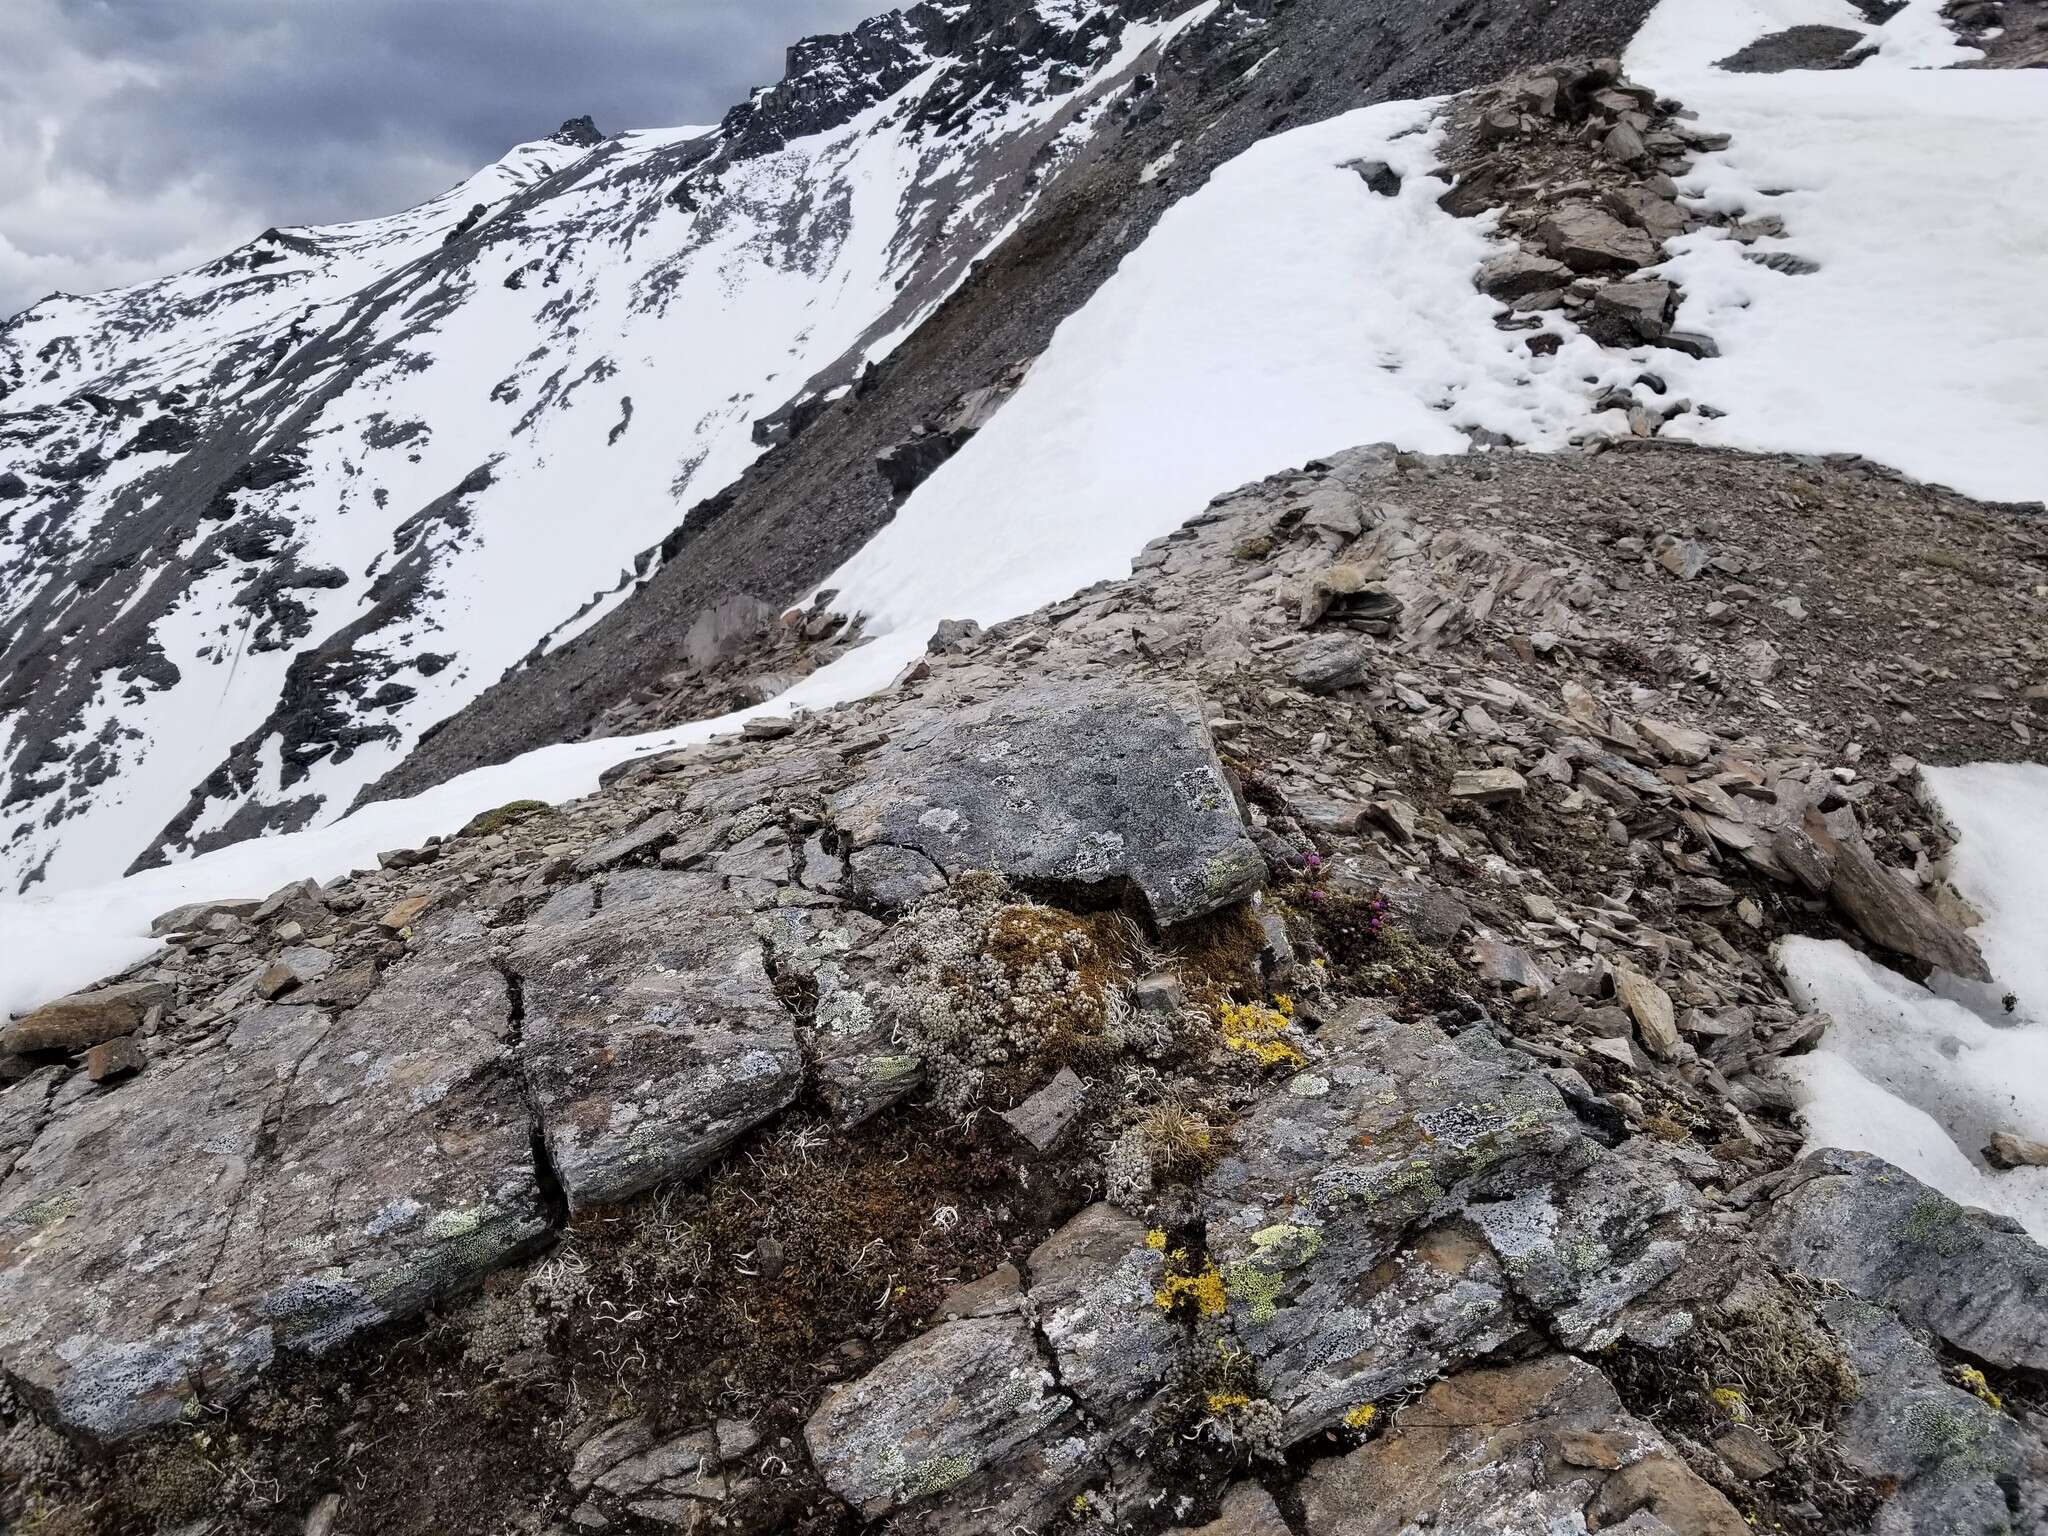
[1223,1262,1285,1325]
[905,1452,976,1498]
[9,1190,80,1232]
[1903,1194,1975,1258]
[1249,1223,1324,1268]
[1906,1398,2003,1475]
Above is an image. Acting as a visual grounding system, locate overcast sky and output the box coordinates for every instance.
[0,0,883,319]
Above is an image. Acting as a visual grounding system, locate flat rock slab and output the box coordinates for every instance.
[1764,1148,2048,1373]
[829,682,1264,927]
[0,924,548,1438]
[1297,1354,1746,1536]
[512,870,802,1213]
[804,1312,1073,1518]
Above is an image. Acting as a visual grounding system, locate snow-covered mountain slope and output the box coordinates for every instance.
[0,0,1218,895]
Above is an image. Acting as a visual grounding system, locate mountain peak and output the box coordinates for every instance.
[550,114,605,147]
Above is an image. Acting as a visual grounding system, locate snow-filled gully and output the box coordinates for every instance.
[4,0,2045,1235]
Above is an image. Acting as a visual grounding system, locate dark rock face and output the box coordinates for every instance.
[1717,24,1870,71]
[1764,1148,2048,1373]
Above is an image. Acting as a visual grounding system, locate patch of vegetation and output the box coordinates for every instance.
[1603,1275,1882,1536]
[457,799,549,838]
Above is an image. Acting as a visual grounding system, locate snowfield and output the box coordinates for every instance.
[1627,0,2048,505]
[3,0,2044,1246]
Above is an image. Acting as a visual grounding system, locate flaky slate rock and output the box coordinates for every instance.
[1538,205,1659,273]
[1764,1149,2048,1373]
[512,870,801,1212]
[804,1312,1072,1518]
[1822,827,1991,981]
[829,682,1264,927]
[0,925,549,1437]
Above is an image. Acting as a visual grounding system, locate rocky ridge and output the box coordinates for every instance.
[4,429,2045,1533]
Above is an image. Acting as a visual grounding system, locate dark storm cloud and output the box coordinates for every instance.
[0,0,885,317]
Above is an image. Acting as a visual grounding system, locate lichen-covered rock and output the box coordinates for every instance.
[1763,1148,2048,1373]
[1025,1203,1176,1419]
[803,1313,1073,1518]
[1466,1142,1701,1349]
[757,904,924,1126]
[568,1415,758,1525]
[1202,1009,1590,1441]
[0,926,548,1437]
[1297,1355,1746,1535]
[829,682,1264,927]
[1822,1293,2030,1534]
[511,870,802,1212]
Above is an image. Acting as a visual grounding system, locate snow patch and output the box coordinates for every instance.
[1780,763,2048,1238]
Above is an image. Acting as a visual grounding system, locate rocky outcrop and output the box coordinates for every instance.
[1298,1355,1746,1535]
[0,921,549,1436]
[3,437,2044,1530]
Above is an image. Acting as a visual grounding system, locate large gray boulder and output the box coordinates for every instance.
[1822,1293,2030,1534]
[1763,1148,2048,1373]
[511,870,802,1212]
[0,928,549,1437]
[829,682,1265,927]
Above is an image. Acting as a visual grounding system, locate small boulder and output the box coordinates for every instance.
[1538,207,1658,274]
[999,1067,1087,1152]
[3,981,174,1054]
[83,1036,147,1084]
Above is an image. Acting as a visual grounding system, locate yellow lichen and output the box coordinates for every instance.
[1219,998,1307,1068]
[1957,1366,2005,1413]
[1143,1228,1168,1251]
[1343,1403,1379,1431]
[1205,1390,1253,1414]
[1709,1386,1751,1422]
[1155,1262,1229,1317]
